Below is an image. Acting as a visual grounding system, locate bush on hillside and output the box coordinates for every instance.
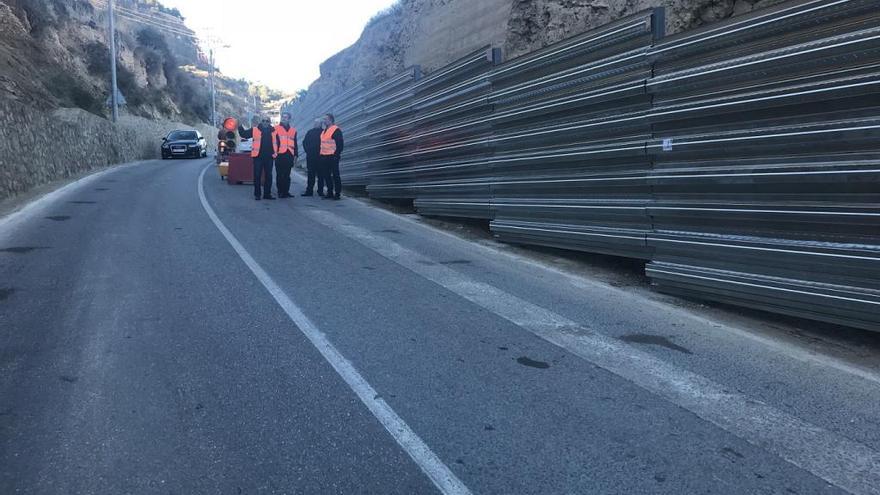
[49,72,104,116]
[85,41,110,78]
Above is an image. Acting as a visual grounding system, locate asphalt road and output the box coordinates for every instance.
[1,158,879,495]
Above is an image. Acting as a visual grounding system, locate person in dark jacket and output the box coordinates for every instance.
[274,112,298,198]
[319,113,344,200]
[239,116,277,200]
[301,119,325,196]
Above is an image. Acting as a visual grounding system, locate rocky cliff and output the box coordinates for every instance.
[0,0,289,201]
[290,0,785,119]
[504,0,785,58]
[0,0,286,121]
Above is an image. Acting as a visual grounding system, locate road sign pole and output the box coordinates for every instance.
[210,48,216,127]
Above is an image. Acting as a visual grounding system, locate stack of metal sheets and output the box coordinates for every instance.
[292,0,880,331]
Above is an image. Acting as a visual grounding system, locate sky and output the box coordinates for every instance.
[161,0,399,93]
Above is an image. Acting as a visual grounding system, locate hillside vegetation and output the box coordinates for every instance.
[0,0,289,123]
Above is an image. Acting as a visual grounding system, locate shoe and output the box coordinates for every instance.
[333,194,341,200]
[264,195,276,200]
[317,191,326,197]
[301,192,313,197]
[322,194,334,200]
[254,196,261,201]
[279,193,291,198]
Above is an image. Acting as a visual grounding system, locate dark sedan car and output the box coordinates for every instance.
[161,130,208,159]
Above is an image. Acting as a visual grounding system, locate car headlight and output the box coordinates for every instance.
[188,144,199,148]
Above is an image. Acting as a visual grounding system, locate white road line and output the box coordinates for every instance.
[197,166,471,495]
[302,206,880,495]
[286,173,880,389]
[313,174,880,387]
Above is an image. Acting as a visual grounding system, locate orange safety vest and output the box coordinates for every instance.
[275,124,297,154]
[320,125,340,156]
[251,126,278,158]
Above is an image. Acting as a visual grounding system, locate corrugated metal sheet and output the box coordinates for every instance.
[291,0,880,331]
[644,0,880,331]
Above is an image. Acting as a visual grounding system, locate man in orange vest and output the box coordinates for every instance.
[319,113,344,200]
[238,116,278,200]
[274,112,298,198]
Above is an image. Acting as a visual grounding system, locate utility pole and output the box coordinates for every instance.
[202,37,228,127]
[209,48,216,127]
[248,92,257,124]
[108,0,119,123]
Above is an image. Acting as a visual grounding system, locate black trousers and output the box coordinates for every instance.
[306,156,324,193]
[275,152,294,196]
[253,155,274,198]
[322,156,341,197]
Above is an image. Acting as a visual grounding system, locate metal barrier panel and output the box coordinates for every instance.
[368,48,499,208]
[293,0,880,331]
[645,0,880,330]
[488,10,659,258]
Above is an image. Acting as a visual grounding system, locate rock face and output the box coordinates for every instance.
[506,0,786,57]
[305,0,512,99]
[291,0,786,119]
[0,0,280,201]
[0,0,268,122]
[400,0,513,71]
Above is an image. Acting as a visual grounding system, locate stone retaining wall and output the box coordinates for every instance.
[0,99,214,200]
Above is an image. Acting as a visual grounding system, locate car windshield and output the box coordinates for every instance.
[167,131,197,141]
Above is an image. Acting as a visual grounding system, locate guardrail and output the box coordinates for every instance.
[293,0,880,331]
